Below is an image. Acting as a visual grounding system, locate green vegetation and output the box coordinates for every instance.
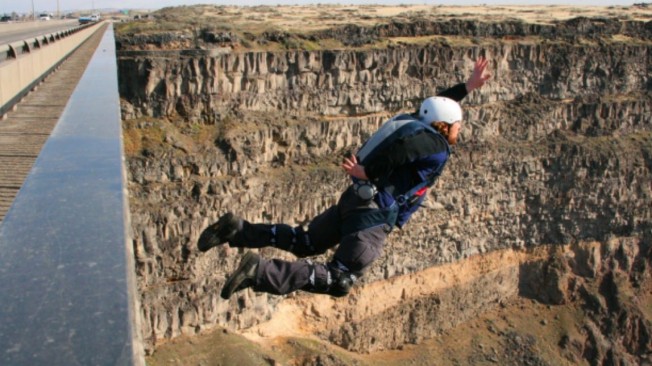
[115,20,191,35]
[122,117,219,157]
[122,118,168,156]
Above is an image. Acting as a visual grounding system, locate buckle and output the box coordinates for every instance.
[396,195,407,205]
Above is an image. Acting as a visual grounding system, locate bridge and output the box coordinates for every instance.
[0,21,144,365]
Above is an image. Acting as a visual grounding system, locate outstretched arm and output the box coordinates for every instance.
[346,58,491,180]
[437,57,492,101]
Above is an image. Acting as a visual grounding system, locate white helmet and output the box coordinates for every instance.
[418,96,462,124]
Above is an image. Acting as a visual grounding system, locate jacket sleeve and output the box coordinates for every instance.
[437,83,468,102]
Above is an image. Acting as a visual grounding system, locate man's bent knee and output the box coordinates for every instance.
[304,261,358,297]
[328,269,356,297]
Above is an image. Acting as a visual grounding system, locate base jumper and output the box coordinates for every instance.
[198,58,491,300]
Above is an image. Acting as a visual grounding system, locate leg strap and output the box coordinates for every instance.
[271,224,318,258]
[304,260,357,297]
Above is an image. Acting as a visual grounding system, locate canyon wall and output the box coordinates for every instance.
[118,41,650,123]
[117,17,651,363]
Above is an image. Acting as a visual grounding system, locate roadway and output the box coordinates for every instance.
[0,20,80,45]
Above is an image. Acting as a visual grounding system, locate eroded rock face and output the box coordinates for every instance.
[521,240,652,365]
[119,16,652,362]
[321,240,651,363]
[117,41,650,122]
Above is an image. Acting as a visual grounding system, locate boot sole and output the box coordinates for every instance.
[197,212,239,252]
[220,252,259,299]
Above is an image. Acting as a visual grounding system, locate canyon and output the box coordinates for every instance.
[115,5,651,365]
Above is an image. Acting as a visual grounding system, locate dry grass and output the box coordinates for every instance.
[114,4,652,51]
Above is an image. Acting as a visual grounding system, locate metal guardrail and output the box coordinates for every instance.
[0,23,96,63]
[0,22,102,117]
[0,24,144,365]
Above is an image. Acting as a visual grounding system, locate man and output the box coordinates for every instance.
[199,58,491,300]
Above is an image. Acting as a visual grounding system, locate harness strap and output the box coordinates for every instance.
[395,177,436,205]
[395,134,450,206]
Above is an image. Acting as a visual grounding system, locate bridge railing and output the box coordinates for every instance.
[0,21,103,117]
[0,24,145,365]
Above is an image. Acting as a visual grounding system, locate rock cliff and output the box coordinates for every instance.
[118,39,650,122]
[117,8,651,364]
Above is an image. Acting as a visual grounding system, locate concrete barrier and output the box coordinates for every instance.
[0,22,103,117]
[0,24,145,365]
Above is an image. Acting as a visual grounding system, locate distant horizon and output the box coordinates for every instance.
[2,0,648,15]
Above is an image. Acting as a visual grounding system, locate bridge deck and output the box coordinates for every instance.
[0,23,143,365]
[0,24,107,222]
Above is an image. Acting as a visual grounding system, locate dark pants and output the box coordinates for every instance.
[229,186,391,296]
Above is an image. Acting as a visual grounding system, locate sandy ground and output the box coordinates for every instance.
[240,248,541,343]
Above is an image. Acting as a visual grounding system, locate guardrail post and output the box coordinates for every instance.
[6,44,17,59]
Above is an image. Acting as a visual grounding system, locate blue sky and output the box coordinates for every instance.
[2,0,644,15]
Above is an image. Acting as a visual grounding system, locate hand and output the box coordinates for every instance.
[465,57,491,93]
[341,155,369,180]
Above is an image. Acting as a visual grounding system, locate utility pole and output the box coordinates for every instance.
[31,0,35,20]
[57,0,60,18]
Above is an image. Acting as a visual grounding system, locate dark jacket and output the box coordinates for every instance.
[361,83,468,227]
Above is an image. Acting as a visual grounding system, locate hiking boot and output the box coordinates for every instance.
[197,212,242,252]
[220,252,259,300]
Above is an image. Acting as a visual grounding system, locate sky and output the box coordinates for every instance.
[2,0,644,15]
